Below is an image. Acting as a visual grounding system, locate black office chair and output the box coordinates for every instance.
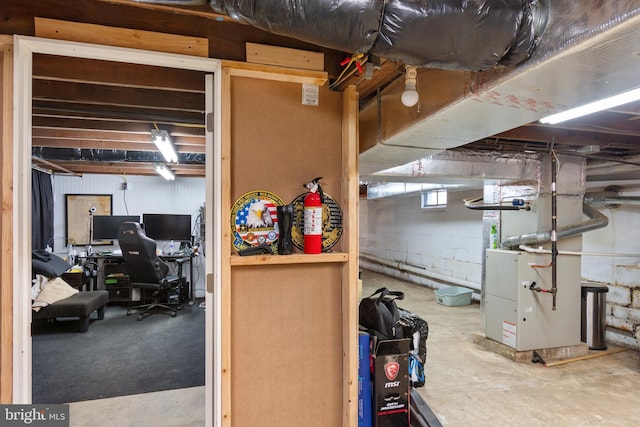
[117,222,182,320]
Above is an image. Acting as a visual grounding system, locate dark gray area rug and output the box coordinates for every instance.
[32,301,205,404]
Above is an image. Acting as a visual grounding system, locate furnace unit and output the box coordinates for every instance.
[484,249,581,351]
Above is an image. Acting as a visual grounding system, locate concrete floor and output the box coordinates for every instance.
[364,270,640,426]
[69,269,640,426]
[68,386,204,426]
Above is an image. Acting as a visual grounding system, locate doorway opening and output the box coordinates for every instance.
[13,36,220,424]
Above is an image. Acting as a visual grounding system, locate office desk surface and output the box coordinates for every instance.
[80,253,195,302]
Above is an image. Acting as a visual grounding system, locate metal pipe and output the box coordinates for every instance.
[601,197,640,206]
[463,197,530,211]
[500,203,609,249]
[551,153,558,310]
[585,190,640,208]
[359,253,481,292]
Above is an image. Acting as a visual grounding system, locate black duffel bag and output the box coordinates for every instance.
[359,287,405,340]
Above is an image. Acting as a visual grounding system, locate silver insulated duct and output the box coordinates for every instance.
[209,0,547,71]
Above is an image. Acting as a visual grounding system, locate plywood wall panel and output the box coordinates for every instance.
[231,264,343,427]
[229,76,343,218]
[222,64,358,426]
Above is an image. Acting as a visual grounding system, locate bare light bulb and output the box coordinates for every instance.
[401,83,419,107]
[401,65,419,107]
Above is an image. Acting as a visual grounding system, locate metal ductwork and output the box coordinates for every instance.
[209,0,546,71]
[360,3,640,176]
[205,1,637,179]
[500,202,609,249]
[136,1,640,181]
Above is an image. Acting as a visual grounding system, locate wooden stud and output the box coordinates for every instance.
[222,60,327,86]
[544,347,627,367]
[341,85,360,426]
[0,35,14,405]
[246,42,324,71]
[35,17,209,57]
[220,66,233,427]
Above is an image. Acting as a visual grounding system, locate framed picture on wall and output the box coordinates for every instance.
[65,194,112,246]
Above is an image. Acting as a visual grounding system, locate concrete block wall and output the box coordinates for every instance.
[360,189,484,287]
[583,183,640,349]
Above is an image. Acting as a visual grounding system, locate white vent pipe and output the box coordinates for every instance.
[360,253,480,292]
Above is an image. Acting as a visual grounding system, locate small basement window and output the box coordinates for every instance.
[421,189,447,209]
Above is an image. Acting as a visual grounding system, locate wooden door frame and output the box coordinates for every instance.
[0,35,15,405]
[13,36,221,426]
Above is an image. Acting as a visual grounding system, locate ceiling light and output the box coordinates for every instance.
[155,163,175,181]
[401,65,419,108]
[539,87,640,125]
[151,128,178,163]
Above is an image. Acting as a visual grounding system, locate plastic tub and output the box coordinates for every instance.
[434,287,473,306]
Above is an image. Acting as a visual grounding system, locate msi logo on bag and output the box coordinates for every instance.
[384,362,399,381]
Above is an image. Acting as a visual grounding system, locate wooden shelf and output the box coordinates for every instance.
[230,252,348,266]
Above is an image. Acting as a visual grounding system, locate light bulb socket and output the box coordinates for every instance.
[402,65,419,107]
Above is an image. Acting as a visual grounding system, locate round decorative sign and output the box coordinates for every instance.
[231,190,285,252]
[290,192,343,252]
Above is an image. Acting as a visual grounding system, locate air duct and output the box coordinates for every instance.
[500,203,609,249]
[209,0,547,71]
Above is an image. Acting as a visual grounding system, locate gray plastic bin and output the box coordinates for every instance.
[581,285,609,350]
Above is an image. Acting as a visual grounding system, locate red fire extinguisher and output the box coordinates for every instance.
[303,177,323,254]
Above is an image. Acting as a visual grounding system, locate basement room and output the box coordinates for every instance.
[2,1,640,427]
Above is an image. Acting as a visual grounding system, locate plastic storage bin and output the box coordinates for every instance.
[434,287,473,306]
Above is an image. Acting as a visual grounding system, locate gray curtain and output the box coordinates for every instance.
[32,169,54,250]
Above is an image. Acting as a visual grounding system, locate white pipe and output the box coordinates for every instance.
[519,244,640,257]
[360,253,481,292]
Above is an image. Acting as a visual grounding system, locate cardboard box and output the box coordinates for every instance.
[372,338,410,427]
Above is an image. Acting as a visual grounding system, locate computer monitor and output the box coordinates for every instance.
[142,213,192,242]
[92,215,141,241]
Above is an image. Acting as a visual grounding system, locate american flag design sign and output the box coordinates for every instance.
[231,190,285,252]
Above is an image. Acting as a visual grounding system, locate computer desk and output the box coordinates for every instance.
[81,252,195,304]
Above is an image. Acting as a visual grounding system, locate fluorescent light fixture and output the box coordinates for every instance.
[401,65,419,107]
[155,163,175,181]
[151,129,178,163]
[539,87,640,125]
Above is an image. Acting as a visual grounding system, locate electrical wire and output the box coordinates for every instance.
[329,53,368,90]
[122,173,129,215]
